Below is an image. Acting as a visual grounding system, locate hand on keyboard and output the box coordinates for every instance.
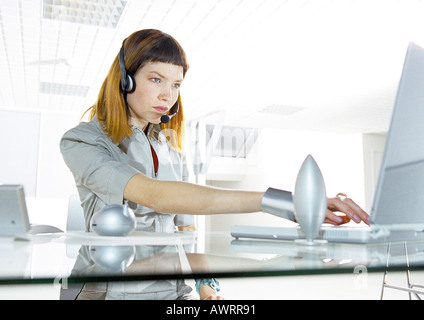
[325,195,369,226]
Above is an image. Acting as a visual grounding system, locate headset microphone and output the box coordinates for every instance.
[160,102,179,124]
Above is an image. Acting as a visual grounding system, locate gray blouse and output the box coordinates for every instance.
[60,117,193,232]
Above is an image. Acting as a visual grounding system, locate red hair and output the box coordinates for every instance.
[86,29,189,152]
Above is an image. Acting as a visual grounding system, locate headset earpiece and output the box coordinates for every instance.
[125,74,136,93]
[119,39,136,93]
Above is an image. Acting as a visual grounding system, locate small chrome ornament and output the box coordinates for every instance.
[90,200,137,236]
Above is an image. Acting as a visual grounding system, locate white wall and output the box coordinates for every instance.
[36,111,80,198]
[0,107,80,230]
[0,109,41,196]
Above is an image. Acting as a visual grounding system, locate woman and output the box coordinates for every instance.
[60,29,369,299]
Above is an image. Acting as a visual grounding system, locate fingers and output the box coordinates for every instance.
[324,210,351,225]
[327,195,370,225]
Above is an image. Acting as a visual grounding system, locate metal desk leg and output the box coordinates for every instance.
[381,242,424,300]
[380,243,391,300]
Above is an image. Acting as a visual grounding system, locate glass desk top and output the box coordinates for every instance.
[1,230,424,284]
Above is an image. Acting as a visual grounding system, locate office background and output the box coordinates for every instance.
[0,0,423,299]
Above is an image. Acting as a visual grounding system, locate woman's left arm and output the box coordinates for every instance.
[124,173,369,224]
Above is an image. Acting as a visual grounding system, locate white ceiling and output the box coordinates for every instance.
[1,0,424,134]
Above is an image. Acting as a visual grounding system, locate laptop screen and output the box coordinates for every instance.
[372,42,424,226]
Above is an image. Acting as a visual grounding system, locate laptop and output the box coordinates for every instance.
[232,42,424,244]
[0,184,63,238]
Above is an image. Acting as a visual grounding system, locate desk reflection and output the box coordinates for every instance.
[69,241,264,299]
[71,244,197,299]
[65,235,424,299]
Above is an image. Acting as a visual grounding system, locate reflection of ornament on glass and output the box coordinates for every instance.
[91,200,136,236]
[89,245,136,273]
[294,155,327,245]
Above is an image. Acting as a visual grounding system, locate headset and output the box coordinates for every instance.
[119,39,136,93]
[118,39,179,124]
